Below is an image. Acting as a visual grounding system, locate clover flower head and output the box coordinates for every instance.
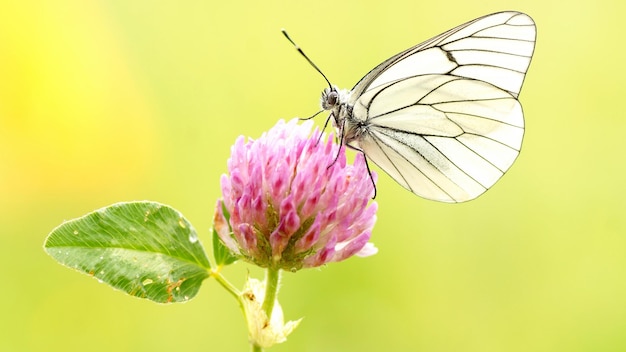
[217,118,378,271]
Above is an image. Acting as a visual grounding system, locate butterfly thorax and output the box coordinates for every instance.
[320,86,363,141]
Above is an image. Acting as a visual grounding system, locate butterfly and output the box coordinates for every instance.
[284,11,536,202]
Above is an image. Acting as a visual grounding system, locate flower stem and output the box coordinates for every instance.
[262,268,281,320]
[248,269,280,352]
[210,268,241,301]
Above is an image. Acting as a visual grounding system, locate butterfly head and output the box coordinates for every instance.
[320,86,350,110]
[320,86,339,111]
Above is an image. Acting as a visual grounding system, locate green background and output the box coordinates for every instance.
[2,1,625,351]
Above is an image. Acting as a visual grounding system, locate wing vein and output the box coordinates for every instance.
[368,130,457,199]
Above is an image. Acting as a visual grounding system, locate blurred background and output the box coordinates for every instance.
[1,0,625,351]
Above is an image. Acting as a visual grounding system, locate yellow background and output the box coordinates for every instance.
[2,1,625,351]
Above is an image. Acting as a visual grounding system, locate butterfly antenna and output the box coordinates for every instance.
[281,29,332,89]
[299,109,323,121]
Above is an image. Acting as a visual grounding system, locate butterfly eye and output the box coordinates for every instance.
[327,90,338,106]
[321,88,339,110]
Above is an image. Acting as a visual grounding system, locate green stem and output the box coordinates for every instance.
[248,269,280,352]
[210,269,241,302]
[213,268,281,352]
[213,269,261,351]
[262,268,281,320]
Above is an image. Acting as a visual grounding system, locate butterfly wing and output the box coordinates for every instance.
[348,11,536,202]
[350,11,536,100]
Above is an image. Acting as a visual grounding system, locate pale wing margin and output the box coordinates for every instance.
[350,11,536,101]
[350,75,524,202]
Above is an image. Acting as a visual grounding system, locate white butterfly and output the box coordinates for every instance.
[286,11,536,202]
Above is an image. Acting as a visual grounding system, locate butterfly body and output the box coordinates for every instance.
[318,11,536,203]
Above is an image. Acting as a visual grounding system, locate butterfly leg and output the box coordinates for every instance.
[344,143,377,199]
[327,113,344,167]
[310,111,335,147]
[298,109,323,121]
